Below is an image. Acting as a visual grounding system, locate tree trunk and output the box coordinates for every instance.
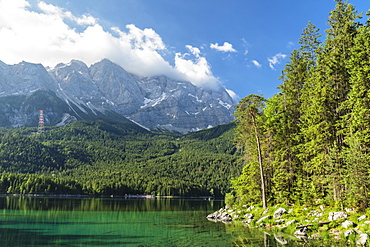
[251,112,267,209]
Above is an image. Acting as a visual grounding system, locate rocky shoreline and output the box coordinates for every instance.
[207,205,370,245]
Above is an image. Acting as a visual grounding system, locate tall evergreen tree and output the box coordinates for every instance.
[341,21,370,208]
[229,1,368,208]
[264,22,321,203]
[233,95,268,208]
[299,0,361,203]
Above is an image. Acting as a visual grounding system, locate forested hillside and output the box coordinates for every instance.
[0,120,242,197]
[229,0,370,209]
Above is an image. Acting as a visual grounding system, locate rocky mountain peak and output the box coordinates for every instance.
[0,59,235,133]
[0,61,57,95]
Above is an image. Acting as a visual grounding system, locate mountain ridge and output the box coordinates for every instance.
[0,59,236,133]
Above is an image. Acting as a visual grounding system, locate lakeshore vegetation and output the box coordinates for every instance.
[228,0,370,210]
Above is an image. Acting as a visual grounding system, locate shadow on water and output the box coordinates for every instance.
[0,195,223,212]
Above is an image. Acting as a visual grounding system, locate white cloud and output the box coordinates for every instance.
[174,45,221,90]
[185,45,201,57]
[268,53,287,70]
[210,42,237,52]
[226,89,238,101]
[251,60,262,68]
[37,2,97,25]
[241,38,249,56]
[0,0,225,92]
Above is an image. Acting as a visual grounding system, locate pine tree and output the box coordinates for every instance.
[340,22,370,208]
[233,94,267,208]
[264,22,321,203]
[299,0,361,204]
[229,1,367,208]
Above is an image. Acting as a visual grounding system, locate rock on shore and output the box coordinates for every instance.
[207,205,370,245]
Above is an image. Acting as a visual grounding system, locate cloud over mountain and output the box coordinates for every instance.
[175,45,221,91]
[0,0,236,97]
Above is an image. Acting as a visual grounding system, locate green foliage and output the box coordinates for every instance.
[233,94,268,208]
[0,120,242,197]
[229,1,370,209]
[328,221,339,229]
[230,162,261,206]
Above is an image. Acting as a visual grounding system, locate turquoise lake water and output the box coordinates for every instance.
[0,196,343,246]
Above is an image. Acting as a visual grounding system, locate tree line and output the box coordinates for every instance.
[229,0,370,209]
[0,120,243,197]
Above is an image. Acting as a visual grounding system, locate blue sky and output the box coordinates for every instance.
[0,0,368,100]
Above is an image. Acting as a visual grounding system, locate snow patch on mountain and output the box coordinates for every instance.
[218,99,233,109]
[0,59,236,133]
[56,113,77,126]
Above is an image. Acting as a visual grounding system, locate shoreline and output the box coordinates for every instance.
[0,194,221,200]
[207,204,370,246]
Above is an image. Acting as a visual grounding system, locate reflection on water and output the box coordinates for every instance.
[0,196,221,212]
[0,196,233,246]
[0,196,343,246]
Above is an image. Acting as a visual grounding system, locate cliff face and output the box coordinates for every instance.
[0,59,235,133]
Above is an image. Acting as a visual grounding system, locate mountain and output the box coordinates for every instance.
[0,59,236,133]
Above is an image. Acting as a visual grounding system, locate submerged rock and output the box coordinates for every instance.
[206,208,232,223]
[274,234,288,245]
[294,226,309,238]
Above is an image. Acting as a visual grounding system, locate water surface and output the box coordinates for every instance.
[0,196,340,246]
[0,196,237,246]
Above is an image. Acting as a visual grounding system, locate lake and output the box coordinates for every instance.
[0,196,339,246]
